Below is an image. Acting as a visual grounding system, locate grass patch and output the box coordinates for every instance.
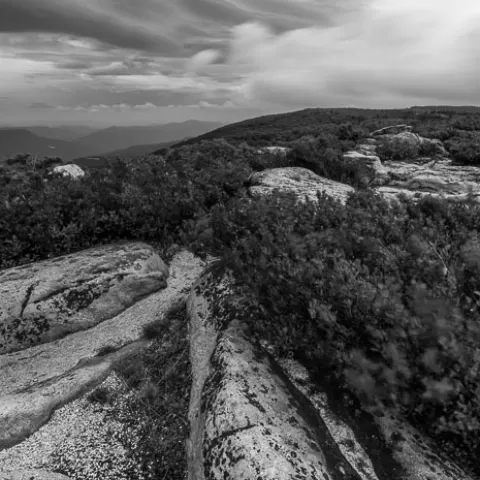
[96,344,117,356]
[115,301,191,480]
[86,386,112,404]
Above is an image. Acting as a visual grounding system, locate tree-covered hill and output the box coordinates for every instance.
[161,106,480,165]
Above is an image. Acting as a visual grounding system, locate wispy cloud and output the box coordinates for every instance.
[0,0,479,126]
[28,102,56,109]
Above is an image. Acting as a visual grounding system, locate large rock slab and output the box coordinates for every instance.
[186,270,356,480]
[187,271,477,480]
[0,248,206,450]
[248,167,355,205]
[0,470,70,480]
[0,242,169,354]
[376,158,480,205]
[0,371,150,480]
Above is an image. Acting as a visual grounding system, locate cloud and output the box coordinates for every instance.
[224,0,480,108]
[58,102,159,112]
[169,100,236,108]
[2,0,480,127]
[28,102,56,109]
[0,0,181,54]
[185,49,221,73]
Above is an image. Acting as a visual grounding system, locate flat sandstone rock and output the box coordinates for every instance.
[0,242,169,354]
[248,167,355,205]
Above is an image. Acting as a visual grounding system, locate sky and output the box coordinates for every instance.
[0,0,479,127]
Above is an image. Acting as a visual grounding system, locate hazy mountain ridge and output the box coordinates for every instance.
[20,126,100,141]
[0,121,223,162]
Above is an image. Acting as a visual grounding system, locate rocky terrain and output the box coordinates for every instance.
[248,126,480,207]
[1,124,480,479]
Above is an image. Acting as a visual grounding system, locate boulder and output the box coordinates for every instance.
[52,164,85,179]
[0,242,169,354]
[341,149,389,187]
[375,132,448,159]
[186,270,477,480]
[0,246,206,452]
[248,167,355,205]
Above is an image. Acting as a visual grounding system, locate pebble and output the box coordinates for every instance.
[0,373,154,480]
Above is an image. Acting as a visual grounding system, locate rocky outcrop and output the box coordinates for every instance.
[186,269,478,480]
[371,124,413,136]
[52,164,85,179]
[375,131,448,159]
[377,158,480,205]
[0,244,206,459]
[186,269,346,480]
[248,167,355,205]
[0,242,169,354]
[341,148,389,187]
[256,146,292,156]
[0,470,71,479]
[339,132,479,206]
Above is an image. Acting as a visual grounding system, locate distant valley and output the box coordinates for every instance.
[0,120,222,163]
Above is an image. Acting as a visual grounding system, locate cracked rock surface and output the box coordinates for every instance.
[187,270,478,480]
[0,242,169,354]
[0,244,206,477]
[248,167,355,206]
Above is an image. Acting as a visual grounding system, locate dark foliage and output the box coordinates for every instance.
[3,106,480,473]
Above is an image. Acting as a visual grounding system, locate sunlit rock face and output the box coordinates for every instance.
[338,130,478,205]
[52,164,85,179]
[248,167,355,205]
[0,244,205,464]
[186,268,477,480]
[0,242,169,354]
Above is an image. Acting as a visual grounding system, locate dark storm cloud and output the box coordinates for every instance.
[0,0,182,54]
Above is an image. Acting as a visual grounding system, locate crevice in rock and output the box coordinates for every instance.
[203,423,256,456]
[20,282,38,317]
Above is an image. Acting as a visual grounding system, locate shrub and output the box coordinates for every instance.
[186,188,480,469]
[4,115,480,473]
[86,386,112,404]
[97,345,117,356]
[376,136,419,160]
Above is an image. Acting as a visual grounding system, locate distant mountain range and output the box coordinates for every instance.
[0,120,222,162]
[72,140,182,170]
[22,125,99,141]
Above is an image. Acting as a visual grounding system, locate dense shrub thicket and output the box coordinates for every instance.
[171,108,480,166]
[0,140,254,268]
[2,109,480,472]
[187,189,480,469]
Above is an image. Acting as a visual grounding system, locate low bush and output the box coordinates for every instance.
[2,127,480,472]
[0,139,254,269]
[186,188,480,469]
